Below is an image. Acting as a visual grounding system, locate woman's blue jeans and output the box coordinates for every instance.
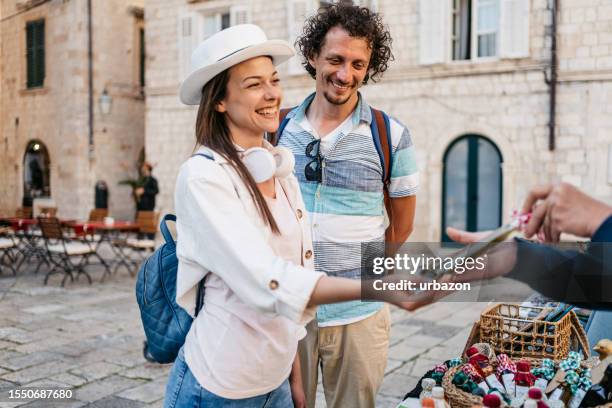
[164,348,293,408]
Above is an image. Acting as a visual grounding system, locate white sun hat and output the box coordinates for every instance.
[179,24,295,105]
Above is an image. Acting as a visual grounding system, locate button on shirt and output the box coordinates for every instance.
[174,145,324,399]
[279,93,419,327]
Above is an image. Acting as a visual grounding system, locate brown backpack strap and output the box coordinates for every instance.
[371,108,391,187]
[371,108,394,243]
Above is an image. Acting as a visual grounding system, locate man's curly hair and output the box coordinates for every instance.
[296,3,393,85]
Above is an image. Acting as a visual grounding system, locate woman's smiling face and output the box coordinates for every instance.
[216,56,283,139]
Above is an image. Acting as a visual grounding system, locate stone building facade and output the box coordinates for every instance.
[0,0,145,220]
[145,0,612,241]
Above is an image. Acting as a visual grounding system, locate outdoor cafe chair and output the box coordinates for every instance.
[37,217,111,286]
[88,208,108,222]
[113,211,159,274]
[39,207,58,217]
[10,218,48,274]
[128,211,159,252]
[0,227,19,276]
[15,207,33,219]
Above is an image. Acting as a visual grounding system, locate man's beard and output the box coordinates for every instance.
[323,90,353,105]
[322,77,357,105]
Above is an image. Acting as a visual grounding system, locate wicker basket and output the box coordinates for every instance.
[478,303,590,360]
[442,358,596,408]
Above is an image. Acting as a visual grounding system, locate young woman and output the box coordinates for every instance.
[165,24,402,408]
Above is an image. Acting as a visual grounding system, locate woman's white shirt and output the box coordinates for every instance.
[174,145,324,399]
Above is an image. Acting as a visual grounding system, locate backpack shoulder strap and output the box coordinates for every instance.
[271,107,297,145]
[192,152,214,161]
[371,108,395,242]
[159,213,176,245]
[370,107,393,186]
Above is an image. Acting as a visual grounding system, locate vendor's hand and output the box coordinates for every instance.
[446,226,517,282]
[395,227,519,311]
[446,227,492,243]
[521,183,612,242]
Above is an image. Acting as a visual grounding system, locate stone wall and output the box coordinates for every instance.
[0,0,145,220]
[145,0,612,240]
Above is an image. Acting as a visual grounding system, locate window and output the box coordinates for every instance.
[26,19,45,88]
[452,0,471,60]
[419,0,530,65]
[476,0,500,57]
[178,6,250,81]
[451,0,499,60]
[441,135,503,242]
[203,11,231,39]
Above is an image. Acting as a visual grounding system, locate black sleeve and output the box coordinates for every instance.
[507,238,612,310]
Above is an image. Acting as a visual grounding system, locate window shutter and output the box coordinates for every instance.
[286,0,311,75]
[418,0,450,65]
[35,21,45,86]
[500,0,530,58]
[26,23,35,88]
[230,5,250,26]
[177,12,200,83]
[26,20,45,88]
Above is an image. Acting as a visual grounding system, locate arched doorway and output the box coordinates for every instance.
[441,134,503,242]
[23,140,51,206]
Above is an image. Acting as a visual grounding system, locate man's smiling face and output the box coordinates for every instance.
[308,26,372,106]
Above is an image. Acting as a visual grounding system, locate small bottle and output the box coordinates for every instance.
[431,386,448,408]
[421,397,435,408]
[419,378,436,401]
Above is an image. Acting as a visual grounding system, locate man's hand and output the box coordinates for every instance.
[521,183,612,242]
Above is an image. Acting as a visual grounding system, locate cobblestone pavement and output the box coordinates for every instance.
[0,261,491,408]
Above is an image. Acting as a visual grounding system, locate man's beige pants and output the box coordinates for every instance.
[298,305,391,408]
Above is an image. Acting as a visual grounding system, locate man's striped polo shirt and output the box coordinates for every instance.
[279,92,419,326]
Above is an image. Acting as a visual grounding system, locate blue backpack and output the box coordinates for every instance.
[135,213,205,364]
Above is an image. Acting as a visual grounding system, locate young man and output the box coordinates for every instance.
[277,4,418,407]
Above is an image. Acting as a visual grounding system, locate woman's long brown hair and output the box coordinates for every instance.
[194,69,280,234]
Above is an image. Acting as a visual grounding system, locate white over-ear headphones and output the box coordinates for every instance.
[241,146,295,183]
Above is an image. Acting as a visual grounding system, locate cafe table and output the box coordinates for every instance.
[69,220,140,278]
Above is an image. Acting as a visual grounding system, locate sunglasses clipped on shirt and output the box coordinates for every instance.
[305,139,322,183]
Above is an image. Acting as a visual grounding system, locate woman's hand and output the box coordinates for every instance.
[289,356,307,408]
